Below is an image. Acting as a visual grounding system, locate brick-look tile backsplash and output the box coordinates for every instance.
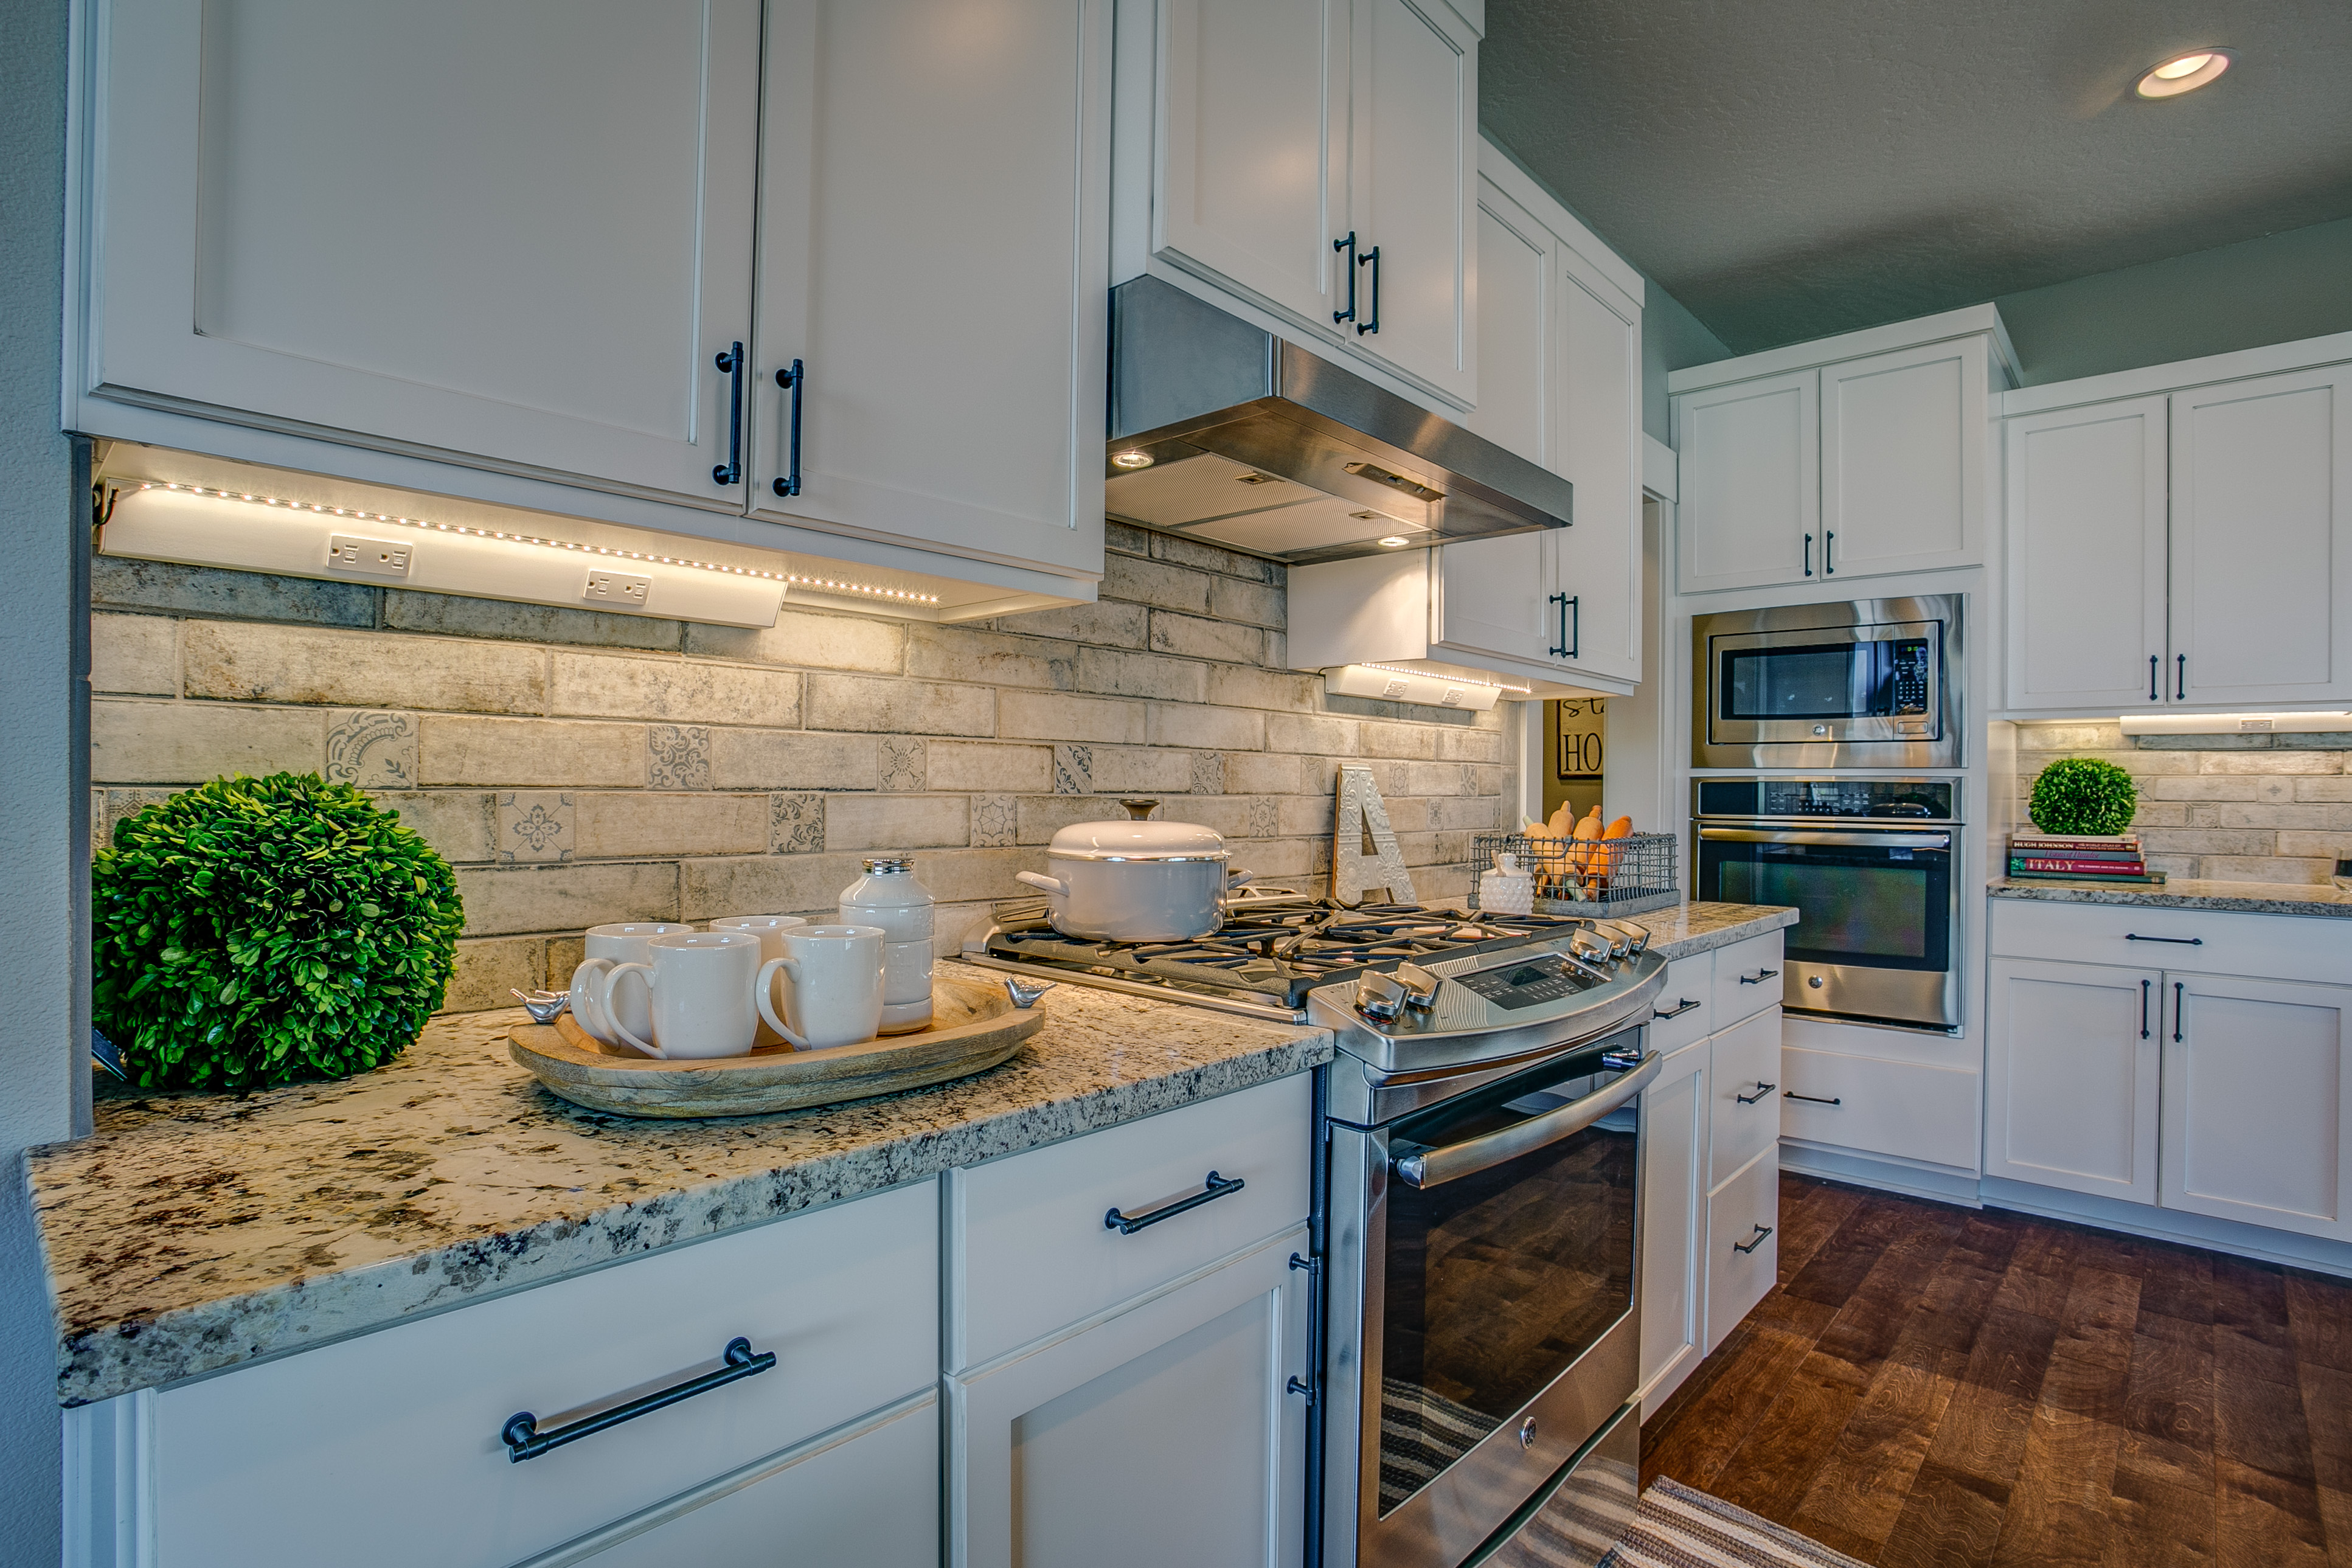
[2013,721,2352,883]
[90,525,1510,1012]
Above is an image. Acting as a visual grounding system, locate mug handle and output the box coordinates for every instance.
[598,963,664,1058]
[568,958,615,1041]
[755,956,815,1051]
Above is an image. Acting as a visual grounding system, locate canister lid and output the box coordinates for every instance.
[862,856,914,873]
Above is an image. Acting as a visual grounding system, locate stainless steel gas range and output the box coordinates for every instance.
[970,897,1664,1568]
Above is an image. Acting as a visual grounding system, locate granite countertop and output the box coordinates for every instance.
[1988,878,2352,919]
[27,901,1794,1408]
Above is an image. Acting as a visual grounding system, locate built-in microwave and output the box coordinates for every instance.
[1692,595,1963,769]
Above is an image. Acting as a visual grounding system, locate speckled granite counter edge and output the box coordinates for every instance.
[44,1035,1331,1407]
[1987,879,2352,919]
[1625,904,1800,960]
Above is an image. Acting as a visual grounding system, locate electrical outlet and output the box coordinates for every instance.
[583,569,653,608]
[327,535,412,578]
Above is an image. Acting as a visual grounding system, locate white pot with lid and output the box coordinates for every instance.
[1014,800,1254,942]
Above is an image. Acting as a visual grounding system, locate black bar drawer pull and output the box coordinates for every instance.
[2176,653,2186,701]
[502,1337,774,1463]
[1733,1224,1774,1255]
[711,342,744,486]
[771,359,805,498]
[2174,981,2185,1044]
[1803,533,1813,577]
[1549,592,1580,660]
[1333,232,1358,325]
[1785,1091,1842,1106]
[2125,933,2201,945]
[2148,655,2159,702]
[1736,1081,1777,1106]
[2140,978,2151,1041]
[1823,530,1836,574]
[1654,997,1702,1021]
[1356,243,1381,335]
[1106,1171,1244,1235]
[1738,968,1779,985]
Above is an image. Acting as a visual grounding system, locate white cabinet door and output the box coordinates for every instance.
[2170,366,2352,706]
[2002,397,2171,713]
[1674,370,1818,593]
[1703,1145,1777,1353]
[1341,0,1477,405]
[1435,535,1553,669]
[750,0,1107,577]
[89,0,761,504]
[1637,1041,1707,1415]
[1547,251,1642,683]
[1154,0,1347,336]
[952,1230,1309,1568]
[1985,958,2160,1204]
[2162,973,2352,1242]
[1460,177,1552,467]
[1819,338,1987,580]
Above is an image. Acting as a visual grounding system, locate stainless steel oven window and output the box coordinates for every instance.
[1700,834,1952,973]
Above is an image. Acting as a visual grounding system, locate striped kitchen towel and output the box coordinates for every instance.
[1599,1477,1871,1568]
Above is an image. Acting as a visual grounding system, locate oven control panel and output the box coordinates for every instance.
[1892,637,1932,715]
[1455,954,1587,1011]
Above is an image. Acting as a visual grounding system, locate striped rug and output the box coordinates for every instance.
[1598,1477,1870,1568]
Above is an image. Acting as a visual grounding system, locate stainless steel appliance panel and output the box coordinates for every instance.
[1693,595,1963,769]
[1462,1400,1640,1568]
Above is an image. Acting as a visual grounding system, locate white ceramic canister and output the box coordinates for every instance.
[1479,852,1534,915]
[840,856,936,1033]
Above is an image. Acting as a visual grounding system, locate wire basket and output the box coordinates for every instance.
[1469,831,1680,917]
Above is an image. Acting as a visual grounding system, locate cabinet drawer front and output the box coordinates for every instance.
[1705,1146,1778,1351]
[1710,1008,1785,1187]
[152,1182,938,1568]
[1712,931,1788,1027]
[1648,952,1716,1056]
[955,1075,1312,1368]
[1989,899,2350,985]
[1780,1047,1981,1172]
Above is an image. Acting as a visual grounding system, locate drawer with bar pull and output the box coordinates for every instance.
[1778,1046,1980,1171]
[1989,899,2346,987]
[1711,931,1788,1028]
[1710,1007,1785,1187]
[1647,952,1715,1056]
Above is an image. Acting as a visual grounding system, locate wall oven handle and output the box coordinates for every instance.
[1105,1171,1244,1234]
[1698,827,1951,849]
[1392,1051,1660,1190]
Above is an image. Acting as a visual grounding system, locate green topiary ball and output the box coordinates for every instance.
[2028,757,2139,838]
[92,772,465,1091]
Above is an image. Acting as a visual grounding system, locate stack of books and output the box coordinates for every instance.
[2007,833,2165,884]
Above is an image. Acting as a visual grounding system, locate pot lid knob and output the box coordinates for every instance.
[1119,799,1159,820]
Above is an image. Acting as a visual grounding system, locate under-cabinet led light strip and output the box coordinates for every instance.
[1351,661,1532,695]
[127,482,942,605]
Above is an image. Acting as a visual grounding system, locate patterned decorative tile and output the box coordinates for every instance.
[648,725,712,790]
[89,791,107,857]
[1248,798,1280,839]
[1053,743,1092,796]
[770,793,825,854]
[879,737,928,792]
[496,791,575,864]
[1190,751,1224,796]
[973,794,1017,848]
[326,709,417,788]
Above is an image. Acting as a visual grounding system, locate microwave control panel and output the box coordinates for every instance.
[1890,637,1932,715]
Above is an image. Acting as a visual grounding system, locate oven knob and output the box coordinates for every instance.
[1808,976,1824,989]
[1518,1417,1538,1450]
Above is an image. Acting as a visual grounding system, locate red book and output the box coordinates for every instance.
[2010,836,2140,853]
[2010,856,2149,876]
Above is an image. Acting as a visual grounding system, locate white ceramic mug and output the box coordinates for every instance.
[709,915,810,1047]
[754,924,886,1052]
[569,922,697,1044]
[595,931,765,1060]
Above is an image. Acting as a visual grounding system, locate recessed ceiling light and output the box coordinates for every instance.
[1377,535,1411,548]
[1111,449,1154,470]
[2135,48,2233,99]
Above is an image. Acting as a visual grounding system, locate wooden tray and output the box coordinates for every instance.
[508,974,1043,1119]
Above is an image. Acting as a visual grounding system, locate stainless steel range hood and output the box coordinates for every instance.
[1106,277,1570,566]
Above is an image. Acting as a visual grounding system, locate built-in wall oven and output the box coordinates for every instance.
[1693,595,1963,769]
[1693,778,1962,1032]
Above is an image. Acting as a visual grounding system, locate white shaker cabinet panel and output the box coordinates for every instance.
[2162,973,2352,1243]
[1674,371,1819,593]
[1985,958,2161,1204]
[1437,534,1555,670]
[1818,338,1987,581]
[2170,366,2352,706]
[1704,1146,1778,1354]
[2002,397,2171,713]
[1461,179,1553,468]
[1637,1039,1707,1415]
[1547,254,1643,683]
[749,0,1108,577]
[87,0,761,505]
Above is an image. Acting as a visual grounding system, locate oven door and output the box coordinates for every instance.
[1696,825,1960,1030]
[1334,1033,1654,1568]
[1699,619,1954,767]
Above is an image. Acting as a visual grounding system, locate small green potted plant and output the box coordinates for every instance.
[2028,756,2139,836]
[93,772,465,1091]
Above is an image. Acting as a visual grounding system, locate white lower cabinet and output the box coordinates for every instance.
[1705,1147,1780,1352]
[1985,957,2160,1202]
[1636,1037,1708,1414]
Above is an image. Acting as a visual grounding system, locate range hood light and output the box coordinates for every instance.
[1111,449,1154,470]
[1377,536,1411,548]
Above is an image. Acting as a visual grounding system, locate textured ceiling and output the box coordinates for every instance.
[1480,0,2352,354]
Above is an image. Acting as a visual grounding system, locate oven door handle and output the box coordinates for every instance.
[1698,827,1952,849]
[1392,1051,1661,1190]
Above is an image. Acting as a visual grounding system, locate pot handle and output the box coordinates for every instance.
[1225,869,1255,888]
[1014,870,1068,898]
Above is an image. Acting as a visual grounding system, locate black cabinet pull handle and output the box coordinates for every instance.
[1738,968,1779,984]
[502,1337,774,1463]
[1333,232,1358,325]
[2125,934,2202,945]
[1803,533,1813,577]
[712,342,744,486]
[1823,530,1835,574]
[2173,981,2184,1044]
[1549,592,1580,659]
[2140,978,2151,1041]
[1736,1081,1777,1106]
[1653,997,1702,1020]
[771,359,804,498]
[2176,653,2186,701]
[1785,1091,1841,1106]
[1106,1171,1244,1235]
[1356,244,1381,335]
[1733,1224,1774,1255]
[2148,655,2160,702]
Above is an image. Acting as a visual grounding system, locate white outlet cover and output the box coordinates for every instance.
[327,535,412,578]
[583,569,653,607]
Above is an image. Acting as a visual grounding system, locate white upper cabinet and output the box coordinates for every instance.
[749,0,1109,578]
[2170,365,2352,706]
[1131,0,1479,410]
[86,0,761,505]
[1674,370,1819,592]
[1819,339,1988,580]
[2002,397,2171,712]
[1550,247,1643,682]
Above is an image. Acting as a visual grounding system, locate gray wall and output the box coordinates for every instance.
[1,0,79,1558]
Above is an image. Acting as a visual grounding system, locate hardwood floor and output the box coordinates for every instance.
[1640,1173,2352,1566]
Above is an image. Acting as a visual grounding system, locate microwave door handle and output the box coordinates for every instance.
[1698,827,1952,849]
[1393,1052,1661,1190]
